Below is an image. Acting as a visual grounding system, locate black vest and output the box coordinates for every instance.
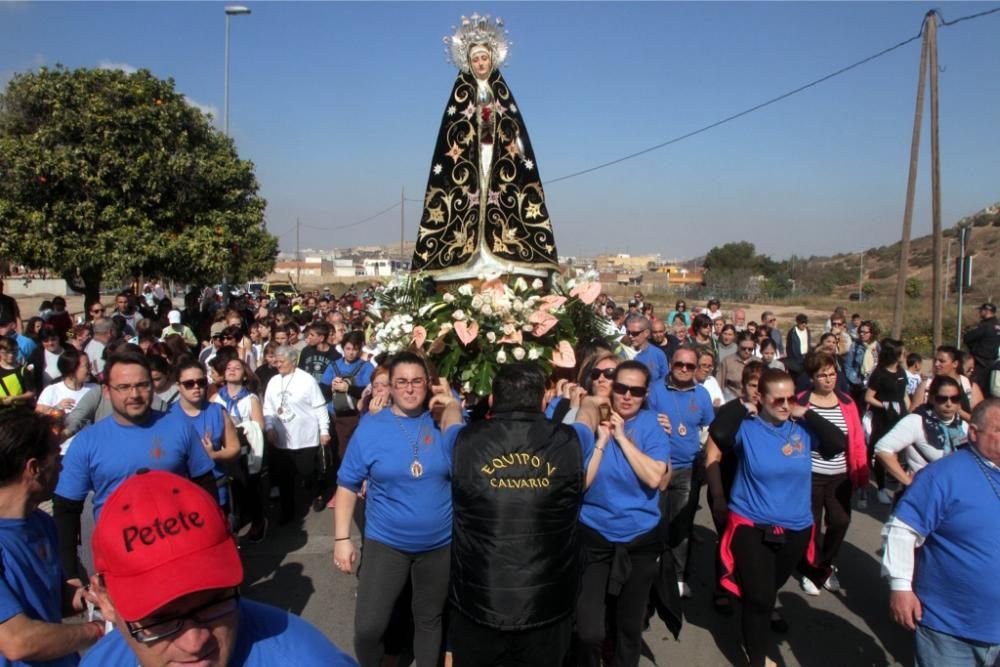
[450,411,585,630]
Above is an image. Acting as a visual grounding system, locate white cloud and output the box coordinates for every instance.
[184,96,220,124]
[97,60,137,74]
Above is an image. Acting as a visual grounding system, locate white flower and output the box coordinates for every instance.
[512,346,525,360]
[514,277,528,292]
[522,324,534,332]
[480,304,493,316]
[502,322,515,336]
[452,309,466,321]
[443,292,455,303]
[523,159,534,171]
[402,323,413,333]
[458,284,473,296]
[532,278,543,290]
[462,381,472,394]
[447,105,457,116]
[471,295,483,309]
[528,347,541,360]
[439,322,453,333]
[496,350,508,363]
[433,164,443,175]
[512,298,524,312]
[566,278,577,290]
[486,331,497,343]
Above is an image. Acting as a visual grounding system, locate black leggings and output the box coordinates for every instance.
[270,445,317,519]
[731,524,811,667]
[353,539,450,667]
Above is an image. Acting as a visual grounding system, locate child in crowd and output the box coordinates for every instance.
[905,352,923,401]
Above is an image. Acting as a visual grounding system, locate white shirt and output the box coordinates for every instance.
[84,339,106,376]
[700,376,724,406]
[263,368,330,450]
[36,380,98,412]
[874,412,968,475]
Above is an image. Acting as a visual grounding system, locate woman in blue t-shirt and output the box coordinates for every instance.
[170,358,241,509]
[714,368,845,667]
[332,352,463,667]
[574,360,670,667]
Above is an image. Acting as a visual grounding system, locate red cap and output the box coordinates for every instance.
[92,471,243,622]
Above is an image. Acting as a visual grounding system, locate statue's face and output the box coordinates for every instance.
[470,49,492,79]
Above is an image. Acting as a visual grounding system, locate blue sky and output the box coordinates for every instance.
[2,2,998,260]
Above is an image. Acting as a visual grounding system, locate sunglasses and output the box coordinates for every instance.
[626,329,647,337]
[672,362,697,371]
[612,382,647,398]
[933,394,961,405]
[739,346,755,352]
[590,368,615,381]
[768,396,794,408]
[831,321,845,326]
[179,378,208,390]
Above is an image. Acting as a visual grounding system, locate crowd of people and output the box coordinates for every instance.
[0,277,998,666]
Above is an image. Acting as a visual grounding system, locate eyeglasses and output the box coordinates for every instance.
[933,394,961,405]
[179,378,208,390]
[768,396,794,407]
[109,381,153,394]
[127,592,240,644]
[393,377,427,390]
[739,346,755,352]
[859,330,872,335]
[612,382,647,398]
[672,362,697,371]
[831,321,845,326]
[90,308,104,314]
[626,329,647,337]
[590,368,615,381]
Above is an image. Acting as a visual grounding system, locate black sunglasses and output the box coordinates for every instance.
[673,362,697,371]
[590,368,615,381]
[612,382,647,398]
[933,394,961,405]
[179,378,208,390]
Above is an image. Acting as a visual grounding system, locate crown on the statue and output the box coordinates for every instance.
[444,13,510,73]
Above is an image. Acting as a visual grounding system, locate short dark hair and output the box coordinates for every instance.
[307,321,330,338]
[805,351,838,378]
[57,346,83,378]
[174,357,206,378]
[877,338,904,368]
[928,374,961,398]
[0,409,55,485]
[614,360,651,387]
[742,360,765,387]
[342,330,365,349]
[906,352,922,368]
[936,345,960,363]
[387,351,429,380]
[491,362,546,413]
[104,350,151,384]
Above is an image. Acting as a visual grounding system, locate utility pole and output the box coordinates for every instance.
[956,222,971,347]
[944,240,952,304]
[400,186,405,264]
[927,15,943,349]
[295,217,301,286]
[858,252,864,302]
[892,11,934,340]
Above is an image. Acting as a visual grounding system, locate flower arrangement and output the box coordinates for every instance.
[371,272,604,397]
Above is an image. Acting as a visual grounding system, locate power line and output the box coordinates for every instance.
[545,6,999,185]
[298,201,400,232]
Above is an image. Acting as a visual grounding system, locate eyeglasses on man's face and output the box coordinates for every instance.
[127,591,239,644]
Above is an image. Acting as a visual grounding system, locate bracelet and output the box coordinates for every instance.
[335,537,351,542]
[595,445,606,453]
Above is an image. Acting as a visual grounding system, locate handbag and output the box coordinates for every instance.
[331,361,364,414]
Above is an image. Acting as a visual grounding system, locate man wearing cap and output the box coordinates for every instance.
[161,311,198,351]
[963,303,1000,394]
[84,470,356,666]
[0,409,104,665]
[52,350,216,582]
[199,322,226,366]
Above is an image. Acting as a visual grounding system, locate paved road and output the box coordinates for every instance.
[235,486,913,667]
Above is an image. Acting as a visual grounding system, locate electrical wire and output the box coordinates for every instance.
[545,6,999,185]
[298,201,400,232]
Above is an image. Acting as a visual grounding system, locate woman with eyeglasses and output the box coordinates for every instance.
[574,360,670,667]
[85,301,106,322]
[713,368,845,666]
[795,351,868,596]
[546,350,619,424]
[875,375,968,491]
[910,345,983,421]
[170,358,241,509]
[333,352,462,667]
[864,338,909,505]
[666,300,691,329]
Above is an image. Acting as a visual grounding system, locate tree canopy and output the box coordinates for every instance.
[0,65,276,302]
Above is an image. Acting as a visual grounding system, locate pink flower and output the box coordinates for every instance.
[552,340,577,368]
[569,281,602,305]
[528,310,559,337]
[538,295,567,312]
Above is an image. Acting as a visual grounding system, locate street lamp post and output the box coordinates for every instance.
[223,5,251,136]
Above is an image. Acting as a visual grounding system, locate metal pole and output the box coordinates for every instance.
[892,13,931,339]
[859,252,864,302]
[224,13,231,135]
[944,240,951,304]
[400,186,405,264]
[956,225,968,347]
[296,217,301,286]
[928,14,943,350]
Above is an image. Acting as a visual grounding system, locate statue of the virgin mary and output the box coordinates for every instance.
[411,14,559,281]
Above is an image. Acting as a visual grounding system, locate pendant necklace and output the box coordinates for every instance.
[276,374,293,417]
[668,387,691,437]
[393,410,428,479]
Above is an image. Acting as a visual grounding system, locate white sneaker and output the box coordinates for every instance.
[677,580,692,599]
[823,572,842,592]
[800,576,820,596]
[877,489,893,505]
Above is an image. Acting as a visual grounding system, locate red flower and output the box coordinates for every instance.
[482,106,491,122]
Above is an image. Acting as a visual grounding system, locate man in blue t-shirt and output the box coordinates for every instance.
[622,315,668,383]
[646,346,715,599]
[0,410,103,666]
[52,350,217,582]
[83,471,355,666]
[882,399,1000,666]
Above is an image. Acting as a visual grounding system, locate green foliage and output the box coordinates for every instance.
[0,65,276,300]
[862,283,876,297]
[905,277,922,299]
[870,266,895,280]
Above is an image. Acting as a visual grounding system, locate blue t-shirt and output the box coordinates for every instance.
[646,382,714,468]
[13,334,36,366]
[727,417,815,530]
[321,359,374,413]
[81,598,356,666]
[580,409,670,543]
[169,402,229,507]
[894,448,1000,644]
[0,511,79,667]
[338,410,461,552]
[632,345,669,383]
[55,410,215,518]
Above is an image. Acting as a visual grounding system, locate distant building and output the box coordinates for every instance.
[363,258,405,276]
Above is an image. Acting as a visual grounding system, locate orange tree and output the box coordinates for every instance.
[0,65,276,304]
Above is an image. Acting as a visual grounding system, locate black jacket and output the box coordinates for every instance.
[450,411,584,630]
[964,316,1000,368]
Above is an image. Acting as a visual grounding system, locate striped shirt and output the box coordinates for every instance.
[809,403,848,475]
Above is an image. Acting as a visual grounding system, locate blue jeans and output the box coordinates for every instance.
[915,624,1000,667]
